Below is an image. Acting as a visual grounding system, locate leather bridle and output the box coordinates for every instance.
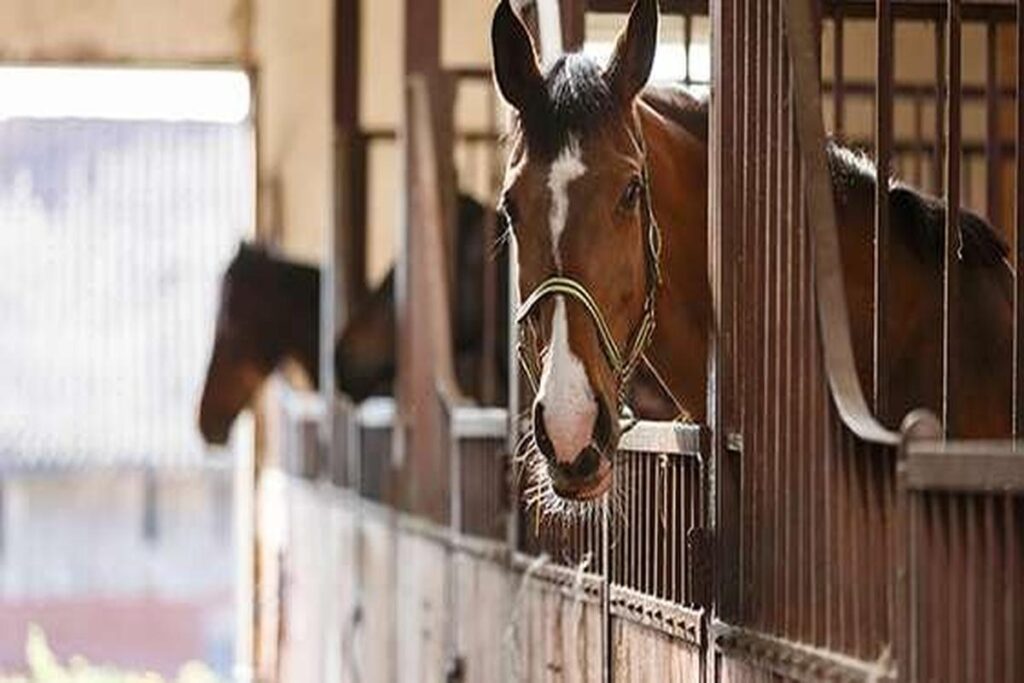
[514,122,688,427]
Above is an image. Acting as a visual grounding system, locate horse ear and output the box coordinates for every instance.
[604,0,659,103]
[491,0,543,111]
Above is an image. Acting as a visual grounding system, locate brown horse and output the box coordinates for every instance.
[491,0,1012,503]
[198,244,319,445]
[335,195,510,403]
[198,196,508,445]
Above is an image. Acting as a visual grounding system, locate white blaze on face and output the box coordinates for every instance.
[534,139,596,464]
[546,139,586,267]
[536,299,598,463]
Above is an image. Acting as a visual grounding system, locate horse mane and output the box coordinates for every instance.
[515,51,711,159]
[640,83,708,143]
[518,53,617,159]
[229,242,320,288]
[826,141,1008,268]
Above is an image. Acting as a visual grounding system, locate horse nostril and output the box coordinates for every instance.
[533,403,555,460]
[570,446,601,480]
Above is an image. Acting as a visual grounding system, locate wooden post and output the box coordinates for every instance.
[335,0,366,319]
[560,0,586,52]
[395,0,454,521]
[397,76,460,522]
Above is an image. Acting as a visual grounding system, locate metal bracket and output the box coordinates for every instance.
[725,431,743,455]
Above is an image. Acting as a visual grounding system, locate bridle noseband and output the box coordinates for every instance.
[515,123,687,426]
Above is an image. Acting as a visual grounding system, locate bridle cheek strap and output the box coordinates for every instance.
[514,137,689,425]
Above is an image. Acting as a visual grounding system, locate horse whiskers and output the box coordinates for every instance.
[489,228,512,261]
[518,444,608,525]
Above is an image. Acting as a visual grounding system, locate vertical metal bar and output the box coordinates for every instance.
[833,3,846,138]
[915,94,926,189]
[936,21,947,196]
[601,502,611,683]
[943,0,962,436]
[1007,495,1020,681]
[984,495,998,683]
[986,21,1002,231]
[764,0,779,632]
[966,497,979,678]
[930,497,946,679]
[951,498,966,681]
[781,21,795,626]
[684,11,694,86]
[754,0,768,629]
[654,453,661,598]
[644,456,651,593]
[908,493,921,681]
[674,459,681,603]
[1015,0,1024,438]
[875,0,893,422]
[505,211,521,558]
[739,0,753,622]
[629,452,637,591]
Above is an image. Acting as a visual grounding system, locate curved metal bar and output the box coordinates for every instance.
[782,0,900,447]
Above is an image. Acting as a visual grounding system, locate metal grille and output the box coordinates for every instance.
[517,499,604,572]
[907,490,1024,680]
[358,426,393,503]
[457,437,507,540]
[714,0,900,664]
[610,449,702,606]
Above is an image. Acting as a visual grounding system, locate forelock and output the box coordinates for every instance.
[518,53,618,159]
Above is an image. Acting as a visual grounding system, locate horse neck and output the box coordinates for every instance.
[638,100,711,421]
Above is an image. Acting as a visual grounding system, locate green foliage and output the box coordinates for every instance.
[0,625,221,683]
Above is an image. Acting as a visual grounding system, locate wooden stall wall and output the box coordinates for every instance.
[394,524,449,683]
[454,550,509,682]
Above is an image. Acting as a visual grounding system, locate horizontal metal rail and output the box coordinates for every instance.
[608,584,704,646]
[711,620,897,681]
[902,441,1024,492]
[354,396,396,430]
[618,420,704,457]
[450,406,507,440]
[279,387,326,423]
[822,0,1015,20]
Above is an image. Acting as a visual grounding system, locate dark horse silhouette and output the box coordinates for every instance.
[491,0,1012,501]
[198,195,508,445]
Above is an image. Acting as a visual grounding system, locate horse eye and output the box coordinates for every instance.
[619,176,643,212]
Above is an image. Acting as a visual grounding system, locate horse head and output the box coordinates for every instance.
[493,0,662,501]
[199,243,319,444]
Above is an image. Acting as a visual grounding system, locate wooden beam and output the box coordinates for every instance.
[560,0,586,51]
[405,0,441,74]
[396,77,460,521]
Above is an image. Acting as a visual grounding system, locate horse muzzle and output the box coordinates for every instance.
[534,398,617,500]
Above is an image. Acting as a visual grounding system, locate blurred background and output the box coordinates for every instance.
[0,2,707,678]
[0,0,1017,680]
